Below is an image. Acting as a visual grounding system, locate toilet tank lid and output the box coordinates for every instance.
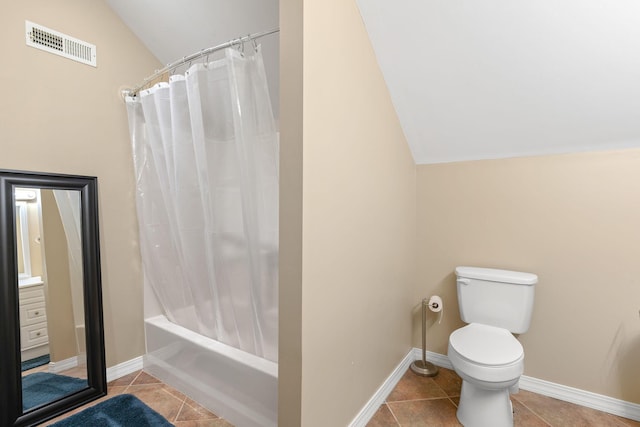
[455,266,537,285]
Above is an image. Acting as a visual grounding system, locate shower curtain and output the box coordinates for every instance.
[125,47,278,362]
[53,190,85,356]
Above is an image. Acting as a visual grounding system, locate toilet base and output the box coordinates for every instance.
[457,380,514,427]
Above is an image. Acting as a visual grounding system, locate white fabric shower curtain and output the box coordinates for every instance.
[125,47,278,362]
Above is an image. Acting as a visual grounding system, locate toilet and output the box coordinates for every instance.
[448,266,537,427]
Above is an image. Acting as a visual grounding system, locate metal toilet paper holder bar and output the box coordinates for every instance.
[410,297,440,377]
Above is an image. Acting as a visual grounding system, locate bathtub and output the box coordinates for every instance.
[144,315,278,427]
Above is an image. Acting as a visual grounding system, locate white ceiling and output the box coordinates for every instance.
[357,0,640,164]
[106,0,279,117]
[107,1,640,164]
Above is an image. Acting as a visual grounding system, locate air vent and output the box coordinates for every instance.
[25,21,96,67]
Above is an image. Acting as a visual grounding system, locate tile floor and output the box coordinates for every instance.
[367,367,640,427]
[43,370,234,426]
[30,366,640,426]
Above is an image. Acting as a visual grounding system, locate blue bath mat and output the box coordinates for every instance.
[50,394,173,426]
[21,354,50,371]
[22,372,87,411]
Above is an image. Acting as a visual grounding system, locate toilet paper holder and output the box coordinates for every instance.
[410,296,441,377]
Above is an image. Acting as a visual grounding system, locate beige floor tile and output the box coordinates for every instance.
[431,368,462,397]
[366,403,399,427]
[125,383,185,422]
[387,370,447,402]
[163,385,187,401]
[512,398,551,426]
[108,370,141,387]
[616,416,640,427]
[106,384,128,396]
[514,390,632,427]
[176,399,219,421]
[132,371,162,385]
[388,398,462,426]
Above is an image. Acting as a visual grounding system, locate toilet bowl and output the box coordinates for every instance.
[449,266,537,427]
[448,323,524,427]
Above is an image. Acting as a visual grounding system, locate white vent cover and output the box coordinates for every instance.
[25,21,96,67]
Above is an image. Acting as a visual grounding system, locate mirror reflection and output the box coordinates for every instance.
[16,188,87,412]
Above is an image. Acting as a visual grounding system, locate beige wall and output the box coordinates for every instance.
[7,1,637,424]
[278,0,417,425]
[278,0,303,424]
[416,149,640,404]
[0,0,161,368]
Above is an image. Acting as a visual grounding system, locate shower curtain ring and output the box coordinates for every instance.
[251,37,258,52]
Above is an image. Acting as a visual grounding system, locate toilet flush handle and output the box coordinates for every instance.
[457,278,471,285]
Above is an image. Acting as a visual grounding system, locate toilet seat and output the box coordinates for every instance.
[450,323,523,366]
[448,323,524,384]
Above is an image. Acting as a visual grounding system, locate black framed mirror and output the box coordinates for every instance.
[0,169,106,427]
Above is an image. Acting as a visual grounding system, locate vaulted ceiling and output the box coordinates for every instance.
[108,1,640,164]
[357,0,640,163]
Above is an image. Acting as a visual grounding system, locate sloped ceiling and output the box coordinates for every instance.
[106,0,279,117]
[107,1,640,164]
[357,0,640,164]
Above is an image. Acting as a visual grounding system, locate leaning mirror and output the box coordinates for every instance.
[0,170,106,427]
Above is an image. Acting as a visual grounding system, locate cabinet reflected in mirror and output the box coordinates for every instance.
[16,188,88,412]
[0,170,106,427]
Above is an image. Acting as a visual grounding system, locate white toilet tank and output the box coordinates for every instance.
[455,266,537,334]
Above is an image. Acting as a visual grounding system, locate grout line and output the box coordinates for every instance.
[386,396,454,404]
[447,397,459,408]
[160,386,186,403]
[526,408,553,426]
[130,370,143,385]
[174,400,187,423]
[384,403,402,427]
[122,370,141,393]
[512,397,553,426]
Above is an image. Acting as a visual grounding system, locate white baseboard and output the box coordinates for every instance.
[350,348,639,425]
[412,347,453,370]
[48,356,79,373]
[106,356,144,382]
[519,375,640,422]
[418,348,640,422]
[347,350,415,427]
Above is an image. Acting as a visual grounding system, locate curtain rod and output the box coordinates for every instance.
[122,28,279,99]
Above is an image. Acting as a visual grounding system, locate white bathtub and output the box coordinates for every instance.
[144,315,278,427]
